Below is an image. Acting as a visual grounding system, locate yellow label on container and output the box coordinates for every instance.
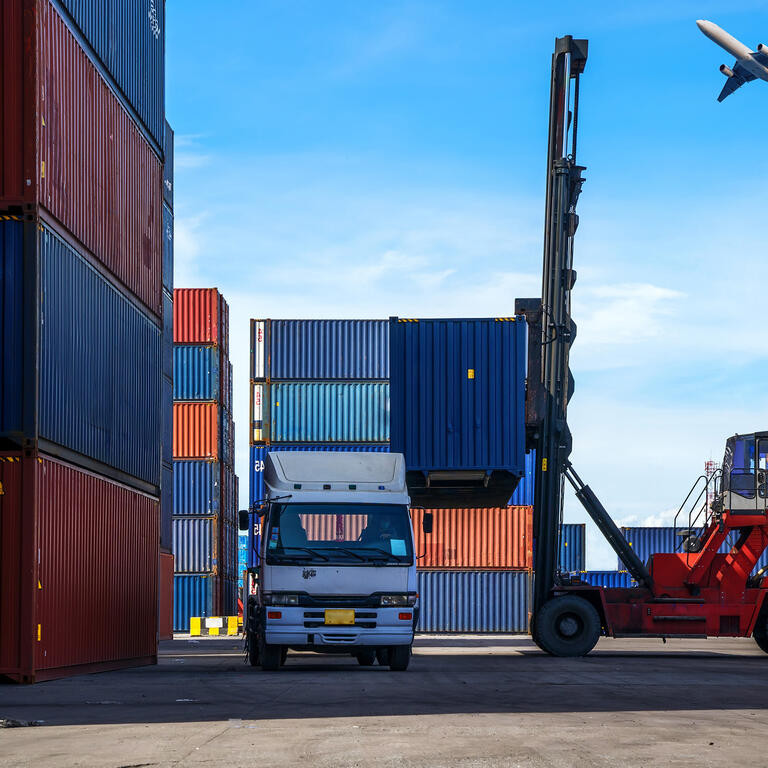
[467,369,475,379]
[542,458,548,472]
[37,624,41,641]
[41,160,45,178]
[0,481,4,495]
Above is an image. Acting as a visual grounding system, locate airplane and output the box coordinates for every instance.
[696,20,768,101]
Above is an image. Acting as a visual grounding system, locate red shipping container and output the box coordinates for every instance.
[0,1,163,315]
[158,551,174,641]
[174,288,230,353]
[0,453,159,683]
[173,402,219,459]
[411,506,533,570]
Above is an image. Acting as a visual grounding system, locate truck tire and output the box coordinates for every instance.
[754,610,768,654]
[535,595,601,657]
[355,649,376,666]
[260,638,283,671]
[246,629,260,667]
[375,648,390,666]
[388,645,411,671]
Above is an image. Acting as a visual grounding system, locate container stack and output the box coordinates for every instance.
[0,1,168,682]
[173,289,238,632]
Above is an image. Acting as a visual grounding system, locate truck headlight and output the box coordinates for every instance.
[269,593,299,606]
[380,594,415,607]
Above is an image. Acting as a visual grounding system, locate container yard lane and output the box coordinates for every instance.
[1,635,767,768]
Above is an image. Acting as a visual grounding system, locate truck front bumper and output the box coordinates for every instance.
[263,606,415,648]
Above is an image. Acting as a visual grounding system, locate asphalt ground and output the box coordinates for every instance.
[1,635,767,767]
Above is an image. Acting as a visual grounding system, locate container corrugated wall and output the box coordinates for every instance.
[37,225,161,485]
[411,507,533,570]
[173,289,222,346]
[582,571,633,588]
[509,450,535,506]
[251,319,389,380]
[172,517,217,573]
[559,523,586,572]
[0,454,159,681]
[0,1,163,315]
[173,346,220,401]
[261,382,389,443]
[173,461,220,516]
[389,317,526,472]
[0,221,23,434]
[173,575,217,632]
[163,122,174,209]
[162,204,174,295]
[417,570,531,633]
[57,0,165,148]
[173,403,219,459]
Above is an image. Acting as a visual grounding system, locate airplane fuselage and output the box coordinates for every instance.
[697,20,768,82]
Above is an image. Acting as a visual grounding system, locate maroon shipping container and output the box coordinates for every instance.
[174,288,230,354]
[0,1,163,315]
[0,453,159,683]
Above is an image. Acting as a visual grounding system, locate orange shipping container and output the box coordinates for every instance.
[411,506,533,570]
[173,403,219,459]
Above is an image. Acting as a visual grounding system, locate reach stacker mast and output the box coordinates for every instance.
[517,36,768,656]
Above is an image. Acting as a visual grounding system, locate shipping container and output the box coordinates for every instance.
[174,288,229,353]
[173,460,220,516]
[251,319,389,380]
[0,1,163,315]
[0,453,159,682]
[173,402,219,460]
[162,292,174,380]
[162,375,173,466]
[158,551,174,640]
[619,526,768,574]
[509,450,535,506]
[162,205,173,295]
[173,574,219,632]
[163,121,174,209]
[222,576,238,618]
[248,443,391,567]
[0,220,161,488]
[172,516,218,573]
[222,359,233,413]
[57,0,165,149]
[160,462,173,550]
[221,408,234,467]
[411,507,533,570]
[389,317,527,508]
[560,523,586,572]
[417,570,531,633]
[581,571,633,588]
[173,346,220,401]
[252,381,389,444]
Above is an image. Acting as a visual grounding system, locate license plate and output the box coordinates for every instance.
[325,609,355,625]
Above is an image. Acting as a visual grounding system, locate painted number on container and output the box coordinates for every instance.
[254,460,265,473]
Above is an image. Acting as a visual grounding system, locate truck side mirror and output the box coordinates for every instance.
[238,510,249,531]
[422,512,433,535]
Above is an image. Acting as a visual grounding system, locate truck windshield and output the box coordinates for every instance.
[265,503,413,565]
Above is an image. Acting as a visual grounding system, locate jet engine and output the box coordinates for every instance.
[758,43,767,53]
[720,64,734,77]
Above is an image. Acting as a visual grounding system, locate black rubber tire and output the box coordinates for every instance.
[375,648,390,666]
[260,638,283,671]
[280,647,288,666]
[535,596,601,657]
[355,649,376,666]
[388,645,411,671]
[754,610,768,654]
[246,629,260,667]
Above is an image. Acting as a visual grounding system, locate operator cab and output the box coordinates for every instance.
[721,432,768,513]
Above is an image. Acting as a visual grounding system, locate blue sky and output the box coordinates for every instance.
[167,1,768,568]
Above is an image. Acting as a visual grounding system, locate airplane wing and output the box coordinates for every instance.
[718,61,756,102]
[753,50,768,67]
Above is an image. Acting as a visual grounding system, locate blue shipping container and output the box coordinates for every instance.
[560,523,586,572]
[173,346,220,401]
[257,381,390,443]
[163,121,174,210]
[173,575,215,632]
[222,577,238,617]
[417,570,530,633]
[581,571,633,588]
[247,443,391,567]
[162,375,173,467]
[0,220,23,434]
[162,203,173,294]
[161,462,173,551]
[174,460,220,516]
[389,317,526,473]
[173,516,217,573]
[251,319,389,380]
[162,291,173,380]
[58,0,165,149]
[509,450,535,506]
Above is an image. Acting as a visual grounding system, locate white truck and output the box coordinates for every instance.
[240,451,431,671]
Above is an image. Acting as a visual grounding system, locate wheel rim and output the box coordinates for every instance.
[556,612,583,640]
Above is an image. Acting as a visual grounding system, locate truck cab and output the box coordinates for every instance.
[242,451,427,671]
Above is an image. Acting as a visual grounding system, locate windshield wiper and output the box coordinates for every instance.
[310,546,368,562]
[275,546,330,561]
[355,547,407,562]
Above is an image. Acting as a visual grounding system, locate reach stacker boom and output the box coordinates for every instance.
[517,36,768,656]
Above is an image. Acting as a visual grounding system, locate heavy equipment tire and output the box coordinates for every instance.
[535,596,601,657]
[375,648,390,666]
[753,610,768,654]
[246,629,260,667]
[355,649,376,666]
[260,638,283,671]
[388,645,411,671]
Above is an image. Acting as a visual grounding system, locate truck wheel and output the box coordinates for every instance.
[260,638,283,671]
[355,649,376,666]
[535,595,601,657]
[754,610,768,654]
[375,648,390,666]
[246,629,260,667]
[388,645,411,671]
[281,647,288,666]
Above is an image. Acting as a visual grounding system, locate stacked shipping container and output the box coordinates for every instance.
[0,0,168,681]
[173,289,238,631]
